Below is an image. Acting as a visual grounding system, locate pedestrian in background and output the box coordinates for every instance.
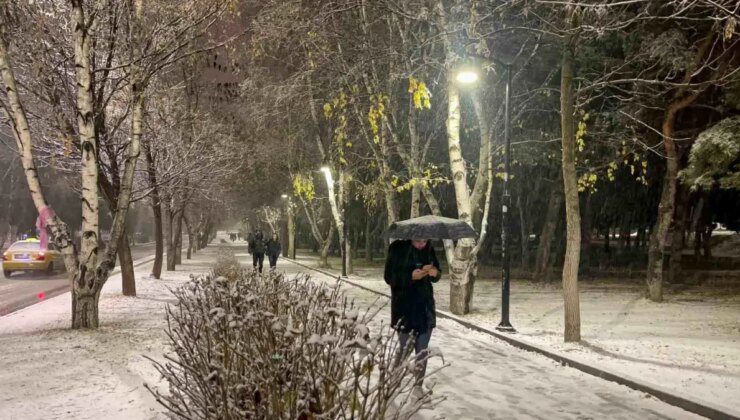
[249,230,266,273]
[266,232,282,270]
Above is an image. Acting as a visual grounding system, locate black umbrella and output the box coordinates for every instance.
[384,215,477,240]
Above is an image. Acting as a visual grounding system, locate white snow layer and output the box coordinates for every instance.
[0,238,732,419]
[289,252,740,418]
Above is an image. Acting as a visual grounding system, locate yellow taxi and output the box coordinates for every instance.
[2,239,64,277]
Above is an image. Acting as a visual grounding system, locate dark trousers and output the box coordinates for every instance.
[268,254,278,268]
[252,253,264,273]
[395,329,433,384]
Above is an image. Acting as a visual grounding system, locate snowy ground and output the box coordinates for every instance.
[0,251,215,420]
[274,257,702,419]
[0,237,727,419]
[291,252,740,417]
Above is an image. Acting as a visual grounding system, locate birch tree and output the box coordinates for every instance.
[0,0,235,327]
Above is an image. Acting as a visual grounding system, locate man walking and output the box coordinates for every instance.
[266,232,282,270]
[384,237,441,399]
[249,230,266,273]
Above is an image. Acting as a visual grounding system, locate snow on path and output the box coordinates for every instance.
[0,241,705,420]
[0,250,216,420]
[289,253,740,414]
[276,259,702,420]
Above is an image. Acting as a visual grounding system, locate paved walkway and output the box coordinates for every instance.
[288,253,740,417]
[275,259,700,420]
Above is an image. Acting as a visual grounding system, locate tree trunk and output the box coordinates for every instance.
[174,212,183,265]
[119,231,136,296]
[647,111,681,301]
[71,289,101,329]
[668,186,689,284]
[145,144,163,278]
[445,81,476,315]
[365,215,373,262]
[72,1,101,328]
[287,203,296,259]
[184,216,193,260]
[469,89,492,228]
[166,207,176,271]
[151,201,164,277]
[318,225,334,269]
[518,194,530,269]
[346,229,354,274]
[580,193,593,276]
[70,1,108,329]
[324,170,345,252]
[410,185,421,218]
[645,30,714,301]
[560,25,581,342]
[534,178,563,282]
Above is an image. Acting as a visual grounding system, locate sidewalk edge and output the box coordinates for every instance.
[286,257,739,420]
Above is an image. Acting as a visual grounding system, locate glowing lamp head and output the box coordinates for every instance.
[281,194,288,199]
[456,70,479,85]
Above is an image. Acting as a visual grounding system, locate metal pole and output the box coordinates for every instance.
[342,202,347,277]
[497,63,515,332]
[289,203,296,259]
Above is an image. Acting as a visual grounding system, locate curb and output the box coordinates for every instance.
[0,254,158,317]
[285,257,739,420]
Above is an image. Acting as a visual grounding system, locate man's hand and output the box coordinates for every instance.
[412,269,427,281]
[423,264,439,278]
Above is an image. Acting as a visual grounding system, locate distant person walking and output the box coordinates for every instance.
[266,233,282,269]
[384,238,441,398]
[248,230,266,273]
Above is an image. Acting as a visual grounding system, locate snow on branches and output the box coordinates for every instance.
[146,257,440,419]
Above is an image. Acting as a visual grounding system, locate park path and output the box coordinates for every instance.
[276,259,700,420]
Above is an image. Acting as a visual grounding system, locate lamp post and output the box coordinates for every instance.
[320,166,347,277]
[497,63,515,332]
[456,61,516,332]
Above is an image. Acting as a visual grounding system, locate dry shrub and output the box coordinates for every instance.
[147,270,436,419]
[212,249,242,281]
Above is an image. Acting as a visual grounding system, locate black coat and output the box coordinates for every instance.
[249,234,266,254]
[266,239,281,257]
[383,240,441,334]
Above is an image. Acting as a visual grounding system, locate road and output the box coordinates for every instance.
[0,242,157,316]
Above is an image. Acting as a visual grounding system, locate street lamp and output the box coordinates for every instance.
[456,69,479,85]
[320,166,347,277]
[456,60,515,332]
[497,62,515,333]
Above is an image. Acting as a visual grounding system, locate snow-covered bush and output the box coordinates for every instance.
[147,269,433,419]
[212,249,242,281]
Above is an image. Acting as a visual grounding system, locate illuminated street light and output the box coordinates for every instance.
[456,70,479,85]
[281,194,288,199]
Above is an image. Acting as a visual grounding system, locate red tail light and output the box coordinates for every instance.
[35,252,46,261]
